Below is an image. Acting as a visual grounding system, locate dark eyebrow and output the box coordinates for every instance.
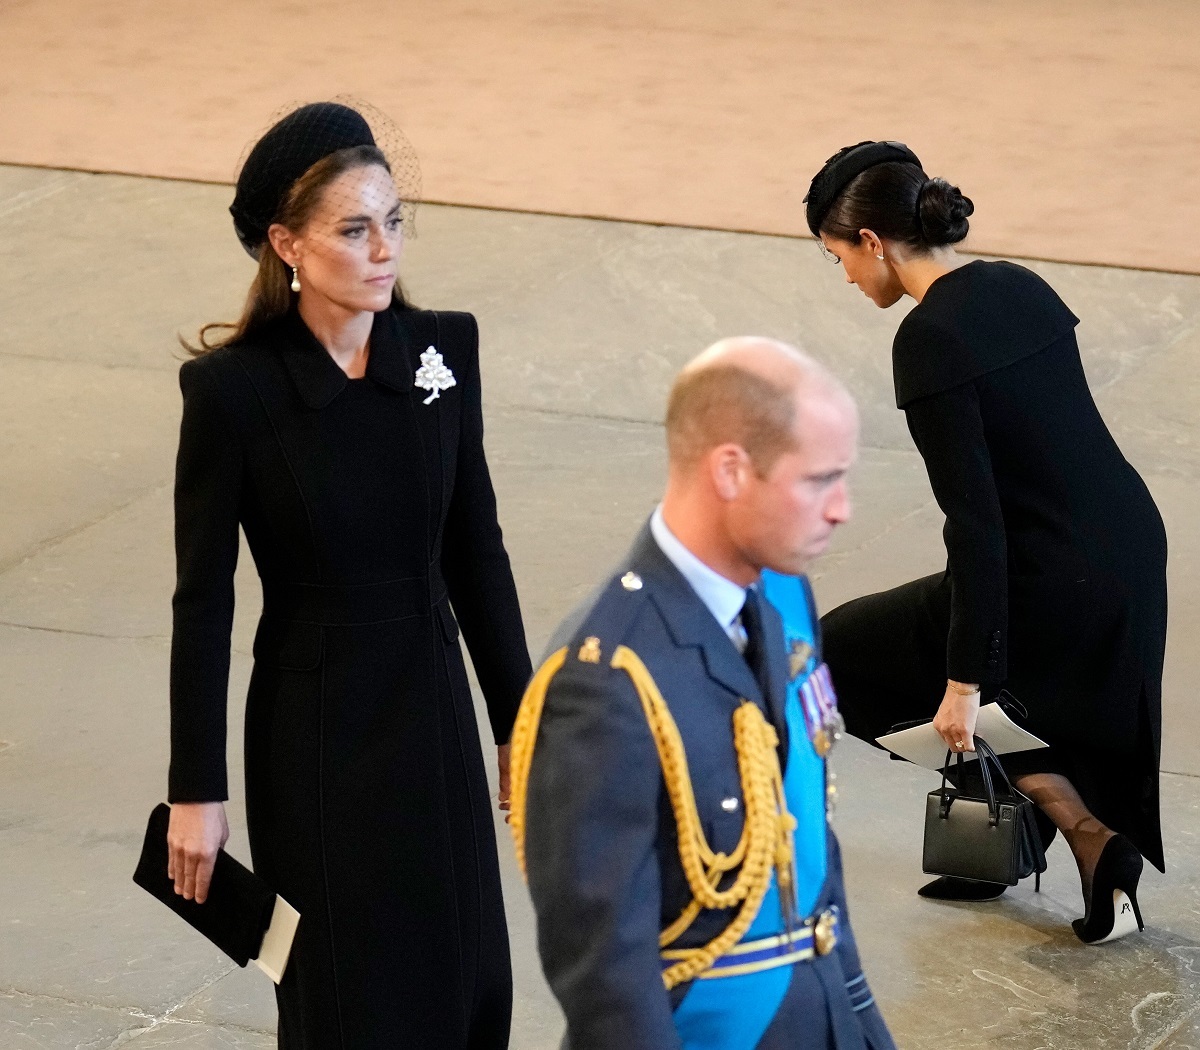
[337,202,402,225]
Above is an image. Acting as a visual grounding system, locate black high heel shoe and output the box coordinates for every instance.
[1073,834,1145,944]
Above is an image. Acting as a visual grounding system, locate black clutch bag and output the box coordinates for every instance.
[133,803,278,966]
[922,737,1047,887]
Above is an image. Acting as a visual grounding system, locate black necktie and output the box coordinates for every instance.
[739,587,772,703]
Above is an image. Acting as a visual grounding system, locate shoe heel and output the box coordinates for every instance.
[1073,835,1146,945]
[1097,890,1141,943]
[1128,889,1145,932]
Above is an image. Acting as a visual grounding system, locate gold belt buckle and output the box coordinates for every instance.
[813,910,837,956]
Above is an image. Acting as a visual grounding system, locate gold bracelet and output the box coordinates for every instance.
[948,682,980,696]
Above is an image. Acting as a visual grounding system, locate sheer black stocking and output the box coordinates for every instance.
[1014,772,1114,898]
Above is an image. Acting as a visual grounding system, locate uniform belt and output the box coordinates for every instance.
[261,577,446,626]
[660,910,839,979]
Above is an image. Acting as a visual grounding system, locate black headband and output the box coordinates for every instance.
[230,102,377,256]
[803,140,922,237]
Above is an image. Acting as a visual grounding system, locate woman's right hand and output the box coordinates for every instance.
[933,682,981,753]
[167,801,229,904]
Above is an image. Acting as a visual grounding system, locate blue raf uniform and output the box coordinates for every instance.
[510,519,896,1050]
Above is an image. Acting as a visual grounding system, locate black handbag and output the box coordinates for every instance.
[922,737,1047,888]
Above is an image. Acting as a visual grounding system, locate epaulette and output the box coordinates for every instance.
[564,568,653,670]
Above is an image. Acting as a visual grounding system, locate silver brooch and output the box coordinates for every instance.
[414,346,456,405]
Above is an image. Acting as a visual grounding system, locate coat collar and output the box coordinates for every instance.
[278,306,421,409]
[626,523,790,750]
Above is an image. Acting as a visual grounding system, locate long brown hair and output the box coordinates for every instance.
[183,144,410,354]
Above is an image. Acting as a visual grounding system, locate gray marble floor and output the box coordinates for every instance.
[1,164,1197,1048]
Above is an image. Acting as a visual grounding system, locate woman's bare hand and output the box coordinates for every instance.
[932,684,980,753]
[497,743,512,823]
[166,801,229,904]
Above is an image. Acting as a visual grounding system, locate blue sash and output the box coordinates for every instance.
[671,571,831,1049]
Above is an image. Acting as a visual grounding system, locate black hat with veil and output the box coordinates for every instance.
[229,98,421,257]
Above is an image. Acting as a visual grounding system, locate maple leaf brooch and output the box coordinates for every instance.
[414,346,456,405]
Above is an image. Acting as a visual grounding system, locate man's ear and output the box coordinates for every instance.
[709,443,750,502]
[267,223,299,268]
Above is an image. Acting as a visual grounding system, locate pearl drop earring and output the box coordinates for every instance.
[291,266,301,293]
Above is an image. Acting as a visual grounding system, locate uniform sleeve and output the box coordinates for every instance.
[525,657,682,1049]
[440,314,533,744]
[904,381,1008,684]
[168,359,242,802]
[826,834,898,1050]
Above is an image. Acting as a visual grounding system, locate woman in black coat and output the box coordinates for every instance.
[164,102,532,1047]
[804,141,1167,944]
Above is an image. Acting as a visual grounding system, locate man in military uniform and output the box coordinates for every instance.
[509,337,896,1049]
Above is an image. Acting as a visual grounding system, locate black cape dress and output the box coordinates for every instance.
[821,261,1168,870]
[168,304,532,1047]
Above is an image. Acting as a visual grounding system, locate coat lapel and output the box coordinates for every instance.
[374,308,448,561]
[758,598,791,760]
[367,307,420,394]
[626,524,790,762]
[277,310,348,409]
[626,525,761,706]
[277,306,418,408]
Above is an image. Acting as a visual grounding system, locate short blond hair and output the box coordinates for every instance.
[665,363,797,475]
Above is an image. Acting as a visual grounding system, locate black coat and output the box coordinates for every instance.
[168,305,532,1048]
[821,261,1168,870]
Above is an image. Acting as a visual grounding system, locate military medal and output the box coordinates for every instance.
[788,639,812,681]
[796,662,844,760]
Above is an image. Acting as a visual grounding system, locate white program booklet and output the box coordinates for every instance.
[875,702,1047,771]
[253,896,301,984]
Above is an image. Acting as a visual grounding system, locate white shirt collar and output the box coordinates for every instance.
[650,506,748,640]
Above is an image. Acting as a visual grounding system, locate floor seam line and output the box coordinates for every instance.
[4,162,1200,275]
[0,349,182,373]
[1,986,131,1014]
[0,479,172,576]
[0,621,170,641]
[490,403,924,456]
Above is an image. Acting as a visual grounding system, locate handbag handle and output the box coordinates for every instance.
[972,737,1019,799]
[939,736,1001,826]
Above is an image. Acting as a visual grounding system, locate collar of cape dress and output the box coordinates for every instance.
[277,305,421,409]
[891,260,1079,409]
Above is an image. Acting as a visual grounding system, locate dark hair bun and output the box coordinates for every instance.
[918,178,973,246]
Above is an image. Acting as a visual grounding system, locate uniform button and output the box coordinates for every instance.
[721,797,740,812]
[987,658,998,667]
[992,630,1001,640]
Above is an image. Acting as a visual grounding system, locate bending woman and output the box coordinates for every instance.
[804,141,1167,944]
[164,102,532,1047]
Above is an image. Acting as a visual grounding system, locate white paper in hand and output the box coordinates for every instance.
[253,896,301,984]
[875,702,1047,771]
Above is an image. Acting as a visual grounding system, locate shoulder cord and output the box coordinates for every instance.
[509,645,797,989]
